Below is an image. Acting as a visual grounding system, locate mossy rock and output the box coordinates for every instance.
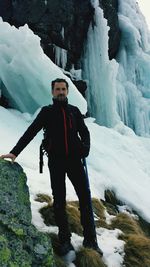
[0,159,55,267]
[0,235,11,264]
[0,159,31,225]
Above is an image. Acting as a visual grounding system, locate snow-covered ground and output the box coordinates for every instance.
[1,105,150,266]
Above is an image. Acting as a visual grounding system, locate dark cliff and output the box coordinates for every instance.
[0,0,120,69]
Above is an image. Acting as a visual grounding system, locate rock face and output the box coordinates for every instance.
[0,159,55,267]
[100,0,121,59]
[0,0,120,67]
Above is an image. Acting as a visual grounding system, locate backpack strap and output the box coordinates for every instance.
[39,143,44,173]
[39,104,53,173]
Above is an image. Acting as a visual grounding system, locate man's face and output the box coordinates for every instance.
[52,82,68,101]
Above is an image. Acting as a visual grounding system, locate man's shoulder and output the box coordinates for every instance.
[68,105,83,118]
[68,104,80,112]
[38,105,53,120]
[41,105,53,112]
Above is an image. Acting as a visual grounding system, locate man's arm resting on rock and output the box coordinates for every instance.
[0,107,46,161]
[0,153,16,162]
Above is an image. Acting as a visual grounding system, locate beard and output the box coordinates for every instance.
[55,94,67,101]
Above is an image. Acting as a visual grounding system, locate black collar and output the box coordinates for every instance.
[52,97,68,108]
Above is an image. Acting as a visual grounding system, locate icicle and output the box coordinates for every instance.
[54,27,67,69]
[82,0,119,127]
[70,65,82,80]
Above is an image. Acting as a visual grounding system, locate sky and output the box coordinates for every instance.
[138,0,150,29]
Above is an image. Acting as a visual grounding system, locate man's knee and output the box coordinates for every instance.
[53,201,66,211]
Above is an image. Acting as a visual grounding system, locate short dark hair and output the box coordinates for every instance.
[51,78,69,90]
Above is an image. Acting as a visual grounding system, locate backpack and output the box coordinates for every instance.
[39,105,52,173]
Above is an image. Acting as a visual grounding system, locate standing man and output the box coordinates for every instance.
[0,78,103,256]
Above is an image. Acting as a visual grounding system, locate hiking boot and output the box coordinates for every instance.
[59,241,74,256]
[83,239,103,256]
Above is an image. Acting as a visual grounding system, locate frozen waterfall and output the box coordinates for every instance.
[0,18,87,115]
[82,0,119,127]
[116,0,150,136]
[82,0,150,136]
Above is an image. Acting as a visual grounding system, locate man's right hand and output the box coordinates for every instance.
[0,153,16,163]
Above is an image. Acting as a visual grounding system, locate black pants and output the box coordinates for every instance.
[48,156,97,243]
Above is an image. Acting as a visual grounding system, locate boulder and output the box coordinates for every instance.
[0,159,55,267]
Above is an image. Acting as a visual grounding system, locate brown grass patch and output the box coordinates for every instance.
[36,193,150,267]
[123,234,150,267]
[39,200,82,235]
[35,193,52,205]
[75,247,106,267]
[67,204,82,235]
[40,205,56,226]
[37,196,112,233]
[92,198,109,228]
[111,213,143,235]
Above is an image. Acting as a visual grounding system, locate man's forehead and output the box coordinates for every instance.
[53,82,67,88]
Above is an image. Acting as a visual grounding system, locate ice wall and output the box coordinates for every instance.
[82,0,119,127]
[116,0,150,136]
[82,0,150,136]
[0,18,87,115]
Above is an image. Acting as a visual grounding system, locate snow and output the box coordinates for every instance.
[1,106,150,266]
[96,228,124,267]
[0,18,86,115]
[104,210,116,225]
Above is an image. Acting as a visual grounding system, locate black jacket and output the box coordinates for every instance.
[10,98,90,158]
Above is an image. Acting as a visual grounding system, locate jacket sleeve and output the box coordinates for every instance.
[10,107,46,157]
[76,107,90,155]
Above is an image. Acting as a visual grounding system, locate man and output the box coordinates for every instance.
[0,78,103,256]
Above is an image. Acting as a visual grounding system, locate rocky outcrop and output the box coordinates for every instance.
[0,0,120,67]
[0,0,93,70]
[0,159,55,267]
[0,95,9,108]
[100,0,121,59]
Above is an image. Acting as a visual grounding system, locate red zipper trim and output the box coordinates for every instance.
[61,107,69,157]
